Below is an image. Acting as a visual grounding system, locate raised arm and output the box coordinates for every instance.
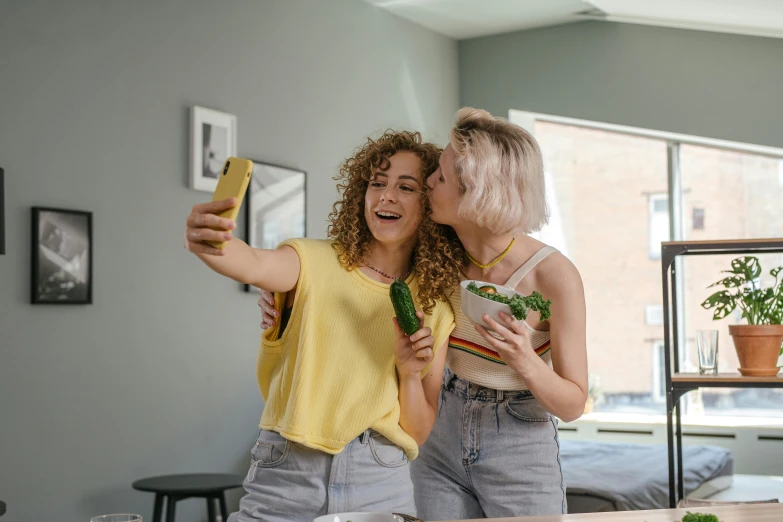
[184,198,300,293]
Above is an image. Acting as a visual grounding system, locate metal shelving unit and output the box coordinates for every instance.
[661,238,783,508]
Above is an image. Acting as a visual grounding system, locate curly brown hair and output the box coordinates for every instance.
[328,130,466,313]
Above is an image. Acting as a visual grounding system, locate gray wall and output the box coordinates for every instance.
[0,1,458,520]
[460,21,783,148]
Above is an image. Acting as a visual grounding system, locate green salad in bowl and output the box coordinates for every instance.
[466,282,551,321]
[460,280,551,330]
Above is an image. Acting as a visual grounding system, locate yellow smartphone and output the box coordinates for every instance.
[207,156,253,249]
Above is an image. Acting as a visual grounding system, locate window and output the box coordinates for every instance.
[648,194,670,259]
[511,110,783,419]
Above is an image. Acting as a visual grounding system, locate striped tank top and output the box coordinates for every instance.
[446,246,557,391]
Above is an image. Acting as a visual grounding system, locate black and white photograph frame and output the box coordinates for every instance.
[245,160,306,292]
[189,105,237,192]
[31,207,93,304]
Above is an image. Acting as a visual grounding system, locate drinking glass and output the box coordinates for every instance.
[696,329,719,375]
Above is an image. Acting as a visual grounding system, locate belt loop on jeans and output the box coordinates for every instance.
[359,430,370,444]
[497,389,504,402]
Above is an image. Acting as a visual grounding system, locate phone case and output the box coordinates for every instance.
[207,156,253,249]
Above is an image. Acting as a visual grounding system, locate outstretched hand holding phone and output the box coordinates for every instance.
[184,198,237,256]
[183,157,300,293]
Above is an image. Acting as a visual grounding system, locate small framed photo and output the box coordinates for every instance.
[190,105,237,192]
[31,207,93,304]
[245,161,306,291]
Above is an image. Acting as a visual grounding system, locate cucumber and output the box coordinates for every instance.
[390,279,419,335]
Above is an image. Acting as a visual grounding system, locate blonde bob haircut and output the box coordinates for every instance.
[450,107,549,235]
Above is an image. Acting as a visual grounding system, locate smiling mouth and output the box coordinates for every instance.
[375,211,401,221]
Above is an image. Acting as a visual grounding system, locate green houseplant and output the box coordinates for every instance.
[701,256,783,376]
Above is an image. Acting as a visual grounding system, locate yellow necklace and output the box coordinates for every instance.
[465,237,515,269]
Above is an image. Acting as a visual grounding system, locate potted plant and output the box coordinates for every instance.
[701,256,783,376]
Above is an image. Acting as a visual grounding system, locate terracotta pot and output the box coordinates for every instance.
[728,324,783,377]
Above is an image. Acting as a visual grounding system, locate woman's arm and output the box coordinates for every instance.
[395,313,450,446]
[185,198,300,292]
[477,254,588,422]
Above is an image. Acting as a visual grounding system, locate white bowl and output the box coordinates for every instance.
[313,514,404,522]
[460,279,522,330]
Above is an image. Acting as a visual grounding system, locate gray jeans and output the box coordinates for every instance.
[227,429,416,521]
[411,368,566,519]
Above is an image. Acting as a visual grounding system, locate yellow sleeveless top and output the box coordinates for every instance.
[257,238,455,459]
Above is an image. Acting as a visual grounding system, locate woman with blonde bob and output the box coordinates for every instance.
[412,107,588,518]
[184,130,463,521]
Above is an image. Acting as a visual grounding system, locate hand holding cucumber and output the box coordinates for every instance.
[391,279,434,377]
[393,311,435,377]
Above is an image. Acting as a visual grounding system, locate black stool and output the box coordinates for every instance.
[132,473,243,522]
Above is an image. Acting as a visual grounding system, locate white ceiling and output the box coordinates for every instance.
[587,0,783,39]
[363,0,595,39]
[363,0,783,40]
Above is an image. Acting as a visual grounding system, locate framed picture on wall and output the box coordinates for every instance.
[31,207,93,304]
[189,105,237,192]
[245,160,306,292]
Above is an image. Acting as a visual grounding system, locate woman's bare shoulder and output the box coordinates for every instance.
[522,250,584,298]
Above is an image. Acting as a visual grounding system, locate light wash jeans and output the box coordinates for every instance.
[227,429,416,522]
[411,368,566,519]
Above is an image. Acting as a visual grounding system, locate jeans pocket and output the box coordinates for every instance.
[505,398,552,422]
[250,429,291,468]
[368,432,408,468]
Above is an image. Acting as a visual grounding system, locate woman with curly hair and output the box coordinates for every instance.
[184,130,464,521]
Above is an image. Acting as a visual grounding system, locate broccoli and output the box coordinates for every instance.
[682,512,719,522]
